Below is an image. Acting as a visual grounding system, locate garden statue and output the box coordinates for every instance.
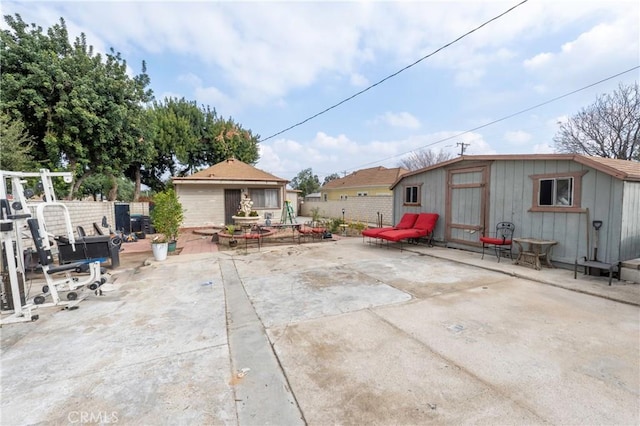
[239,192,253,216]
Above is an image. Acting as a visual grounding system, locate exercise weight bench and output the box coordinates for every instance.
[27,218,105,306]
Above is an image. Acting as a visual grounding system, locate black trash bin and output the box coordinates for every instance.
[130,214,147,239]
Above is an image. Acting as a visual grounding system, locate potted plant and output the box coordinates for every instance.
[150,188,185,259]
[310,206,322,227]
[226,224,238,247]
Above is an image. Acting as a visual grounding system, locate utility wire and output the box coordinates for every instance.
[259,0,529,142]
[346,65,640,172]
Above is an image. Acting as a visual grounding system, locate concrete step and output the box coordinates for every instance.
[620,258,640,283]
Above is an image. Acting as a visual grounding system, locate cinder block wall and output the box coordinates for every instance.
[300,196,393,225]
[26,201,150,238]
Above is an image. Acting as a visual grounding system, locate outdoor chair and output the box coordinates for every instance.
[377,212,439,250]
[297,224,315,243]
[362,213,419,244]
[244,225,263,251]
[480,222,515,262]
[297,221,325,243]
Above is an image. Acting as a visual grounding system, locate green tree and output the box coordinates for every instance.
[290,168,321,197]
[554,82,639,161]
[0,112,36,171]
[322,173,341,186]
[1,14,153,199]
[78,174,135,201]
[142,98,260,192]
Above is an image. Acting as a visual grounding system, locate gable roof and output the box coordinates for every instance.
[172,158,288,183]
[391,154,640,188]
[322,166,409,190]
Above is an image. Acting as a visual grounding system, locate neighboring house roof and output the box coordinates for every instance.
[172,158,288,183]
[391,154,640,188]
[322,166,409,190]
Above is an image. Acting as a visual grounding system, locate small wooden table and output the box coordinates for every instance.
[513,238,557,270]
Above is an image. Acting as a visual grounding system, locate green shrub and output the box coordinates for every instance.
[327,218,343,233]
[150,188,184,242]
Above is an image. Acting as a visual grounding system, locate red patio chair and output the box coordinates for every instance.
[361,213,419,244]
[378,212,439,250]
[297,221,326,243]
[243,225,263,251]
[479,222,515,262]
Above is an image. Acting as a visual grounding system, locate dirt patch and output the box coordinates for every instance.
[116,251,151,271]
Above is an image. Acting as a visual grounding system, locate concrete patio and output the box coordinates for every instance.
[2,235,639,425]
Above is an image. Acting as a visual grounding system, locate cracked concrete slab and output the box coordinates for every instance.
[2,238,638,425]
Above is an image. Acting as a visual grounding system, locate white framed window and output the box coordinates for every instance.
[357,192,368,197]
[249,188,280,208]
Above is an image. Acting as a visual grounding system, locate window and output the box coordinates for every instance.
[357,192,368,197]
[539,177,573,206]
[323,193,328,201]
[529,171,587,213]
[249,188,279,208]
[404,185,421,205]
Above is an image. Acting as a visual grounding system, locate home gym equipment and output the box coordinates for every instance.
[0,169,107,325]
[1,199,38,323]
[27,218,104,303]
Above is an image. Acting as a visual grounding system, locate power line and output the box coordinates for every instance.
[259,0,529,143]
[346,65,640,172]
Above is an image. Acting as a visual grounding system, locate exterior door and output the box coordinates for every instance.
[446,165,489,246]
[224,189,242,225]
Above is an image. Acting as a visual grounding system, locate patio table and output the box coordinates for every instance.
[513,237,557,270]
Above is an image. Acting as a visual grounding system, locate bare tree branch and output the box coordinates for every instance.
[554,82,640,160]
[398,148,454,171]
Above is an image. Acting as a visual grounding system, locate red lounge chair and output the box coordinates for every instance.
[378,212,439,250]
[361,213,419,243]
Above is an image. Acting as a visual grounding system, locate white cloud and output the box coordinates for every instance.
[3,0,637,177]
[454,68,486,87]
[533,143,555,154]
[350,73,369,87]
[523,6,639,87]
[523,52,552,69]
[374,112,421,129]
[504,130,533,146]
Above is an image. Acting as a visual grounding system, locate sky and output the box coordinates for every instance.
[2,0,639,182]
